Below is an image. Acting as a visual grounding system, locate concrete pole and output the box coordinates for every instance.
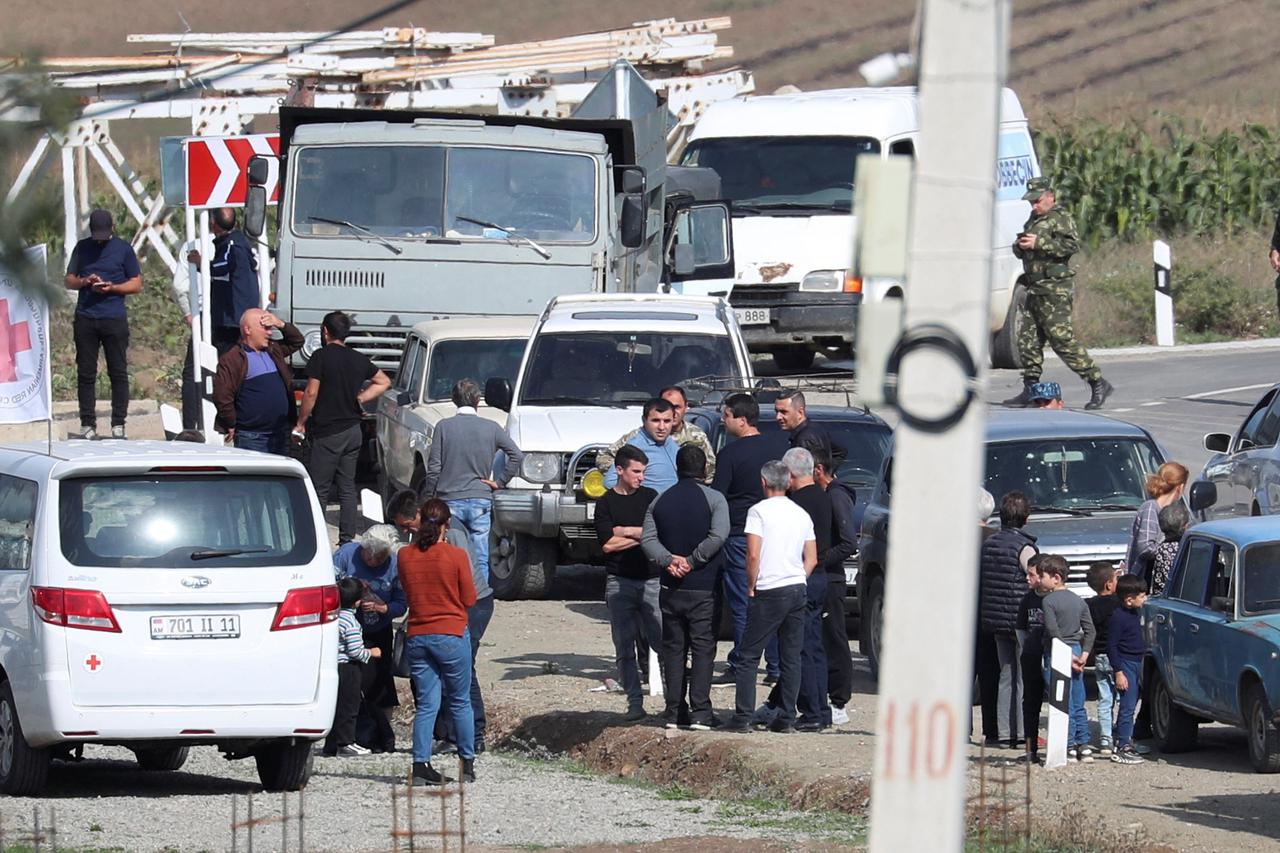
[868,0,1009,850]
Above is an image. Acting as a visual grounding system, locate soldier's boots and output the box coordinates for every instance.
[1002,381,1036,408]
[1084,378,1114,410]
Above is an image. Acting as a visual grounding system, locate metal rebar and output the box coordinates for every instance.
[247,794,254,853]
[459,758,466,853]
[390,785,400,853]
[1000,761,1009,846]
[977,741,986,853]
[1024,752,1032,851]
[407,774,416,853]
[32,804,40,853]
[48,808,56,853]
[440,768,448,853]
[281,791,288,852]
[232,796,238,853]
[298,789,306,852]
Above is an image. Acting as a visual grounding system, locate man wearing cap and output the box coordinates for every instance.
[1003,178,1113,411]
[64,209,143,440]
[1028,381,1065,410]
[187,207,260,355]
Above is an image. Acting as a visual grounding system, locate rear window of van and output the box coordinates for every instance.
[58,475,317,568]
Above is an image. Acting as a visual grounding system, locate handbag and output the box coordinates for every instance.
[391,622,411,678]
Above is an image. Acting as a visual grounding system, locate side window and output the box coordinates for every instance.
[1237,391,1276,450]
[1170,538,1215,604]
[395,338,420,391]
[0,475,38,571]
[407,341,430,403]
[1254,397,1280,449]
[1206,545,1236,606]
[888,139,915,158]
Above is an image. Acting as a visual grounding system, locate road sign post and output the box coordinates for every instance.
[1153,240,1174,347]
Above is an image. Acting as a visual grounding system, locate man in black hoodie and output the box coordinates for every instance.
[642,445,729,729]
[813,451,856,726]
[977,491,1037,748]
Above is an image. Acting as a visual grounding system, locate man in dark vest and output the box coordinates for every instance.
[642,445,729,730]
[977,490,1038,748]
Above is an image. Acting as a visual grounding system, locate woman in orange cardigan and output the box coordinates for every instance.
[398,498,478,785]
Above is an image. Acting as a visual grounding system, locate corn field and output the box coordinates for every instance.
[1035,119,1280,247]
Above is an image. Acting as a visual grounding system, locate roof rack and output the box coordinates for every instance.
[681,373,866,412]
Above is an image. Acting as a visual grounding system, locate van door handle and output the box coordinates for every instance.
[1155,613,1167,624]
[1189,623,1200,633]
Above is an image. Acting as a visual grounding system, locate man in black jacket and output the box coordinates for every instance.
[189,207,261,354]
[775,390,846,469]
[641,445,728,729]
[813,451,856,726]
[977,491,1038,748]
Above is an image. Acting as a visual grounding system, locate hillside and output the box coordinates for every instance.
[7,0,1277,124]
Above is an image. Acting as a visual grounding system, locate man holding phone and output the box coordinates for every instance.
[64,209,143,440]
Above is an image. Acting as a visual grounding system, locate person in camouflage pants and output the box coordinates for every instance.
[1003,177,1114,410]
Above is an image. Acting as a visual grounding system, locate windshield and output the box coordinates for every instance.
[519,333,739,406]
[1243,543,1280,615]
[59,475,317,568]
[984,438,1161,513]
[291,145,597,243]
[750,419,891,490]
[681,136,879,211]
[427,338,528,401]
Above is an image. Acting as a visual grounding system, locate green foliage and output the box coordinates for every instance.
[1036,117,1280,247]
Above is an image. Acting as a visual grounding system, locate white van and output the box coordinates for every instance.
[0,440,338,794]
[678,86,1040,370]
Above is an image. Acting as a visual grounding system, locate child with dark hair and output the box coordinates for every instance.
[324,577,381,757]
[1039,554,1096,762]
[1150,502,1190,596]
[1086,562,1120,756]
[1109,574,1148,764]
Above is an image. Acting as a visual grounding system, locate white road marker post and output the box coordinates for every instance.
[867,0,1010,849]
[1153,240,1174,346]
[1044,638,1072,769]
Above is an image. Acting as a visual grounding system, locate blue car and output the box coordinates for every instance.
[1145,511,1280,772]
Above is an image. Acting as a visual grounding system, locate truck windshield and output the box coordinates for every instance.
[681,136,879,211]
[58,475,317,568]
[984,438,1161,513]
[291,145,597,243]
[520,333,738,406]
[426,338,528,401]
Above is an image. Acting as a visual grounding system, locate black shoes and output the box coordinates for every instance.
[624,703,647,722]
[721,717,752,733]
[1002,381,1035,407]
[461,758,476,783]
[1085,377,1114,410]
[412,762,450,786]
[795,720,826,733]
[767,717,796,734]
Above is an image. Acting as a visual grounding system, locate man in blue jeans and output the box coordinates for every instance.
[711,394,788,685]
[211,309,304,453]
[423,379,523,584]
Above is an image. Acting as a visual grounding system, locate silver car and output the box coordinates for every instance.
[1197,384,1280,519]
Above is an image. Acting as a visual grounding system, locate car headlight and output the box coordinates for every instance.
[799,269,847,292]
[581,468,607,499]
[301,329,323,359]
[521,452,562,484]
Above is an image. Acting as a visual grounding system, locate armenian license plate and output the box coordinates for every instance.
[734,308,770,326]
[150,614,240,640]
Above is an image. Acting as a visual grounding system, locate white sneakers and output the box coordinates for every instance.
[831,706,850,726]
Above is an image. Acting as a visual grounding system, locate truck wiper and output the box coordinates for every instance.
[308,216,403,255]
[734,201,850,214]
[1029,505,1094,517]
[455,215,552,260]
[189,547,270,560]
[1087,503,1140,513]
[522,396,627,408]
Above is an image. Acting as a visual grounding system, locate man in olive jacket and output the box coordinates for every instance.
[212,309,304,454]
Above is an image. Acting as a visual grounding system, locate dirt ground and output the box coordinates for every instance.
[477,566,1280,853]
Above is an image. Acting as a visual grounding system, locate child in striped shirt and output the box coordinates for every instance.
[323,578,382,757]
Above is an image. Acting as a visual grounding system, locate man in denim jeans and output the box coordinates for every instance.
[722,460,817,734]
[423,378,523,584]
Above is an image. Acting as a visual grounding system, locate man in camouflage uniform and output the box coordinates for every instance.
[598,385,716,481]
[1002,177,1114,410]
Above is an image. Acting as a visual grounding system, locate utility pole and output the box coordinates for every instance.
[867,0,1010,850]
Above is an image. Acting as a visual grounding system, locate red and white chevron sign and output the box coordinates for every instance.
[186,134,280,209]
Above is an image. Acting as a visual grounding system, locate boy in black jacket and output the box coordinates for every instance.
[1016,554,1048,762]
[1086,562,1121,755]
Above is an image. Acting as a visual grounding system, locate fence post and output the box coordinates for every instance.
[1153,240,1174,346]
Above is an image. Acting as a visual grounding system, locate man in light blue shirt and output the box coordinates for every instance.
[604,398,679,494]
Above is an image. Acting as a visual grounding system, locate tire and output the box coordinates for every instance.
[990,283,1026,369]
[772,347,816,372]
[860,574,885,682]
[490,533,556,600]
[255,739,314,791]
[133,745,190,772]
[1245,682,1280,773]
[0,682,48,796]
[1149,667,1199,753]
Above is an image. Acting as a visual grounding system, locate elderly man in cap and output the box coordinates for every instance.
[1002,178,1113,411]
[64,209,143,440]
[1028,381,1065,410]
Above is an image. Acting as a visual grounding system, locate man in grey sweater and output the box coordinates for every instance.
[423,378,523,586]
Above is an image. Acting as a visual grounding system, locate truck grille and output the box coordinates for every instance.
[730,283,797,306]
[563,448,601,493]
[560,523,597,542]
[346,327,409,372]
[304,269,386,289]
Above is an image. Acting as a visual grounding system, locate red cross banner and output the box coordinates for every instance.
[0,246,51,424]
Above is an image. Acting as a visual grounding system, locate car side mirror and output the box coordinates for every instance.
[395,389,412,407]
[484,377,512,412]
[1204,432,1231,453]
[244,185,267,239]
[1210,595,1234,615]
[673,243,695,277]
[619,166,645,195]
[1188,480,1217,514]
[620,193,646,248]
[246,155,271,187]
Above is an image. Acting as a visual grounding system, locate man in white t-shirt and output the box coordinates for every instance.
[722,460,817,733]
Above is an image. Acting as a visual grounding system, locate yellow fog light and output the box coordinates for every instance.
[582,468,607,499]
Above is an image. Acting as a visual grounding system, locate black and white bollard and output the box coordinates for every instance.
[1153,240,1174,347]
[1045,638,1071,769]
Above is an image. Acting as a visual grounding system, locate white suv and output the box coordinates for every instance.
[0,440,338,794]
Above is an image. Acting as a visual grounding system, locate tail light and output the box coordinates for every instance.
[843,273,863,293]
[271,585,340,631]
[32,587,121,633]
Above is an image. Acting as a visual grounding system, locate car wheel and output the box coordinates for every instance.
[1245,683,1280,773]
[490,532,555,600]
[1150,667,1198,753]
[990,283,1026,369]
[861,574,885,682]
[133,745,190,772]
[0,681,48,796]
[255,738,314,791]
